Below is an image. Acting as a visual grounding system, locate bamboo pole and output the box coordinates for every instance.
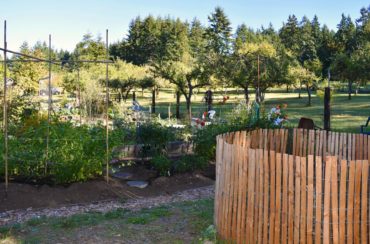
[3,20,8,193]
[105,29,109,183]
[45,34,52,175]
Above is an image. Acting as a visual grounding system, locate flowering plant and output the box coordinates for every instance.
[268,104,288,127]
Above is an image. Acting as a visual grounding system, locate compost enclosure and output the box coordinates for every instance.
[215,128,370,243]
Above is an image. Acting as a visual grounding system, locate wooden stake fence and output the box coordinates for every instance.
[215,129,370,243]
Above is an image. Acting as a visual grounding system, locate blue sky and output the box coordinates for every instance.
[0,0,369,51]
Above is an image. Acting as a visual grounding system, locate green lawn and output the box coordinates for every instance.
[0,199,214,243]
[133,88,370,133]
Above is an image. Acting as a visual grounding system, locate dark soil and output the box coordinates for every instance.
[0,173,214,212]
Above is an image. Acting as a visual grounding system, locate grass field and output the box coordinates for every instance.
[0,199,214,243]
[132,88,370,133]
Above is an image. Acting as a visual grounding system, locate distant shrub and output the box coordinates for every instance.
[174,155,207,173]
[136,122,175,156]
[151,155,172,176]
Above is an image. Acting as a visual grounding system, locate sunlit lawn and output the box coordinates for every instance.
[132,88,370,133]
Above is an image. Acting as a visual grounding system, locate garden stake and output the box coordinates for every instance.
[105,29,109,183]
[3,20,8,194]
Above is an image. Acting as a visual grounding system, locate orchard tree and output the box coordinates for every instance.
[234,38,289,103]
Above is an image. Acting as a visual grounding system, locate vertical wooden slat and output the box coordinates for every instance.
[306,155,314,244]
[363,135,368,160]
[322,130,327,157]
[327,131,332,156]
[352,134,356,161]
[269,151,276,244]
[347,160,356,244]
[283,129,289,154]
[253,148,261,243]
[263,129,268,150]
[293,128,297,156]
[354,159,362,244]
[226,144,235,239]
[218,141,226,238]
[302,129,308,157]
[236,145,243,244]
[308,130,314,156]
[270,130,275,152]
[240,142,249,242]
[338,133,344,161]
[294,156,301,244]
[298,129,303,157]
[339,160,347,244]
[323,156,332,244]
[355,134,360,160]
[276,129,281,153]
[274,153,282,244]
[233,139,241,242]
[361,159,368,244]
[288,155,295,243]
[282,154,289,244]
[258,129,263,149]
[262,149,270,243]
[225,142,234,239]
[331,157,339,244]
[348,133,352,161]
[231,135,239,241]
[246,149,256,244]
[334,132,339,157]
[342,133,347,161]
[300,156,307,244]
[257,149,264,244]
[315,130,321,157]
[315,156,323,244]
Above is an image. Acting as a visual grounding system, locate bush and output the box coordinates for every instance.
[193,123,247,162]
[151,155,171,176]
[174,155,207,173]
[136,122,175,156]
[0,119,126,184]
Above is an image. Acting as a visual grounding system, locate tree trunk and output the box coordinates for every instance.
[286,85,289,93]
[176,91,180,119]
[185,96,191,120]
[306,84,312,106]
[348,81,352,100]
[298,81,302,98]
[255,86,260,103]
[244,86,249,104]
[151,89,156,113]
[132,91,136,101]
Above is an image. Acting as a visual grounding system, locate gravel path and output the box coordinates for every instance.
[0,185,214,227]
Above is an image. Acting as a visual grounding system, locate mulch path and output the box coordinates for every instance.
[0,172,214,226]
[0,185,214,226]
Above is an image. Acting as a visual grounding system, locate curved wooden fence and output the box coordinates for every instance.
[215,129,370,243]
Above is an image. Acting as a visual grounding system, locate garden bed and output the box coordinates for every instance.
[0,172,214,213]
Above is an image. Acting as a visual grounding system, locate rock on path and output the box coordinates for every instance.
[0,185,214,227]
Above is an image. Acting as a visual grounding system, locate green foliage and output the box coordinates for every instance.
[136,122,175,156]
[0,119,125,184]
[174,155,207,173]
[193,123,246,161]
[151,155,172,176]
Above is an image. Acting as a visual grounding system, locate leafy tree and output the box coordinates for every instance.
[11,42,47,94]
[150,17,211,118]
[234,38,290,103]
